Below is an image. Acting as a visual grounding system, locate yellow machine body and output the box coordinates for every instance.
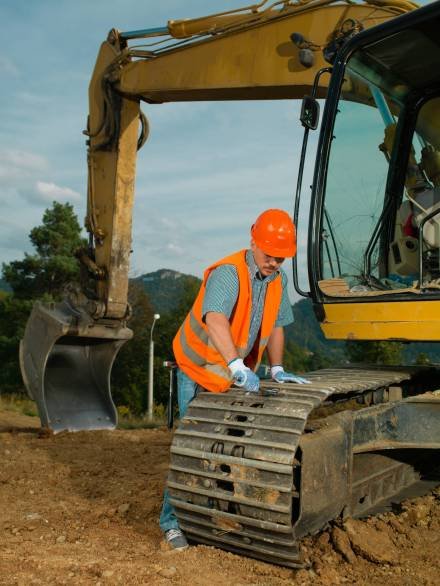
[322,299,440,340]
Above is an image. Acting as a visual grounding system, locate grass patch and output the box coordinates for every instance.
[0,395,170,428]
[0,393,38,417]
[117,417,163,430]
[116,404,167,429]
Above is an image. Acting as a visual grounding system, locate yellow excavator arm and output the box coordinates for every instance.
[85,0,416,322]
[21,0,416,433]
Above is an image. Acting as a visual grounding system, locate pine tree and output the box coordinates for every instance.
[0,201,86,392]
[2,201,86,299]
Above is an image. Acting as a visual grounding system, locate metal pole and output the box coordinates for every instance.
[147,338,154,421]
[147,314,160,421]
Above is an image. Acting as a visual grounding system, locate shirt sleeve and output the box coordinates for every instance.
[202,264,239,320]
[275,270,294,327]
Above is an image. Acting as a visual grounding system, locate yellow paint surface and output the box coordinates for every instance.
[321,299,440,341]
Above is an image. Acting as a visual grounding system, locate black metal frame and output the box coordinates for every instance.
[307,0,440,306]
[292,67,332,298]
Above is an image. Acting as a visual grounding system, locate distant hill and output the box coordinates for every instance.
[133,268,201,314]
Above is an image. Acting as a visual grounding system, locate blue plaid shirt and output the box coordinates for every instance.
[202,249,293,356]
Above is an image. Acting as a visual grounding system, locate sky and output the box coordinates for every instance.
[0,0,430,301]
[0,0,319,302]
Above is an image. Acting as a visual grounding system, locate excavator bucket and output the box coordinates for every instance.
[20,301,132,433]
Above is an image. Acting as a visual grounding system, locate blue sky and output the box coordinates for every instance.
[0,0,316,299]
[1,1,429,299]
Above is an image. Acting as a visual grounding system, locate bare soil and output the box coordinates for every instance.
[1,409,439,586]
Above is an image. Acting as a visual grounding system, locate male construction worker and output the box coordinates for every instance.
[160,208,310,550]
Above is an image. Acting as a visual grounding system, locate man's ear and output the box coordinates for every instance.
[250,238,256,252]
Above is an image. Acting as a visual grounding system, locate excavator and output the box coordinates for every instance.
[20,0,440,568]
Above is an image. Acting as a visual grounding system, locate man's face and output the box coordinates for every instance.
[251,239,285,277]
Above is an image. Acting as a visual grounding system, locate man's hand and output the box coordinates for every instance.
[228,358,260,393]
[270,365,311,384]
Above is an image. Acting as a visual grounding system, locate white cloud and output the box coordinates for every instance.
[35,181,81,202]
[166,242,184,255]
[0,149,47,180]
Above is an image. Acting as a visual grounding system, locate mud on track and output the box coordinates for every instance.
[0,409,439,586]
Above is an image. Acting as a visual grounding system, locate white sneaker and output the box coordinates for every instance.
[165,528,188,550]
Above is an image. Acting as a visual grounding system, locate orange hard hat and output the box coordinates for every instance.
[251,209,297,258]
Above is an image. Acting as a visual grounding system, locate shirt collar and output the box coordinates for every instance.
[246,249,280,282]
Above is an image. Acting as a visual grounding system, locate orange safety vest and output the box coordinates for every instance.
[172,249,282,393]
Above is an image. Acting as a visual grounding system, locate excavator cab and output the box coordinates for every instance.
[296,2,440,341]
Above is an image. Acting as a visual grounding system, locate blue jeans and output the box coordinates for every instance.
[159,369,197,533]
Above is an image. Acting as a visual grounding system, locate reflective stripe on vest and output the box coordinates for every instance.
[178,324,230,380]
[172,249,282,393]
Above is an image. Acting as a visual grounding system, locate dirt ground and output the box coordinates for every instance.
[1,409,439,586]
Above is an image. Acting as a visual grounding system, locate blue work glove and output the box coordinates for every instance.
[228,358,260,393]
[270,365,311,384]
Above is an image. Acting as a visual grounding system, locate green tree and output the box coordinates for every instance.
[2,201,85,299]
[0,202,85,393]
[282,341,311,373]
[173,278,201,324]
[0,293,33,391]
[307,350,332,371]
[415,352,431,365]
[345,340,403,365]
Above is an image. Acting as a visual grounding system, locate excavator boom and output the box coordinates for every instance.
[116,2,411,102]
[87,0,413,321]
